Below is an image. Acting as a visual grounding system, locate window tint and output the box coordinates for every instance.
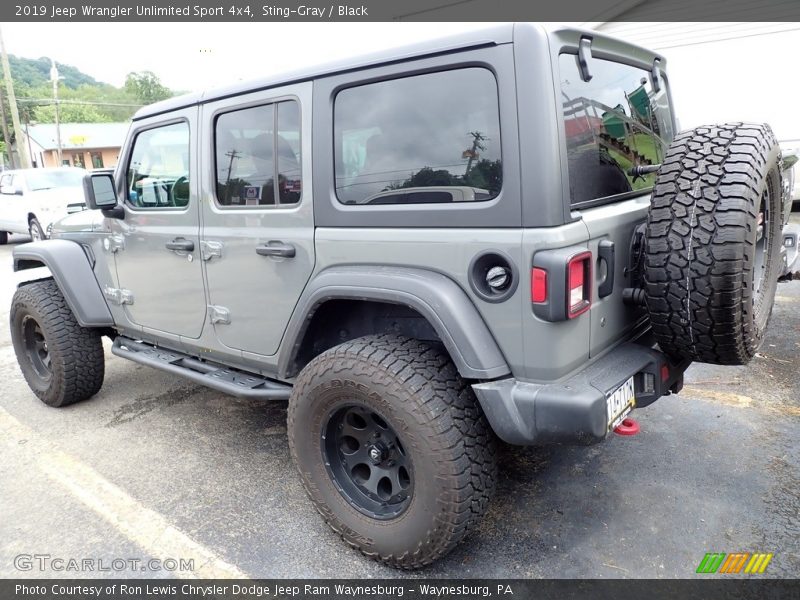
[559,54,674,205]
[126,122,190,209]
[334,68,502,205]
[215,100,301,207]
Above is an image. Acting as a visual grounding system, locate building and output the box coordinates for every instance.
[24,122,130,170]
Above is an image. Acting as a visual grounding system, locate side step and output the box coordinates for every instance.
[111,336,291,400]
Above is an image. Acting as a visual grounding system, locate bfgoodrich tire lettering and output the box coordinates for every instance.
[288,334,496,569]
[10,279,105,407]
[644,123,783,365]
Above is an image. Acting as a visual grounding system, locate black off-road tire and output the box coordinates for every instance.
[10,279,105,407]
[288,334,497,569]
[644,123,783,365]
[0,231,8,245]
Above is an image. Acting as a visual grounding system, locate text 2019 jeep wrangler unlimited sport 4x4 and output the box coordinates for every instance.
[10,24,788,568]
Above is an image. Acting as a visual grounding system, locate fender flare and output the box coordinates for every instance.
[278,266,511,380]
[13,240,114,328]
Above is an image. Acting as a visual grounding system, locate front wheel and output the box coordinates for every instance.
[28,218,45,241]
[288,334,496,569]
[10,280,105,407]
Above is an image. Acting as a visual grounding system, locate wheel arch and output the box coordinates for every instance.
[13,240,114,328]
[278,266,511,381]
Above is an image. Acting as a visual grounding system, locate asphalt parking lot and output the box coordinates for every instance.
[1,218,798,580]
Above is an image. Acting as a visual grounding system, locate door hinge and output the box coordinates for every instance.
[200,240,223,261]
[208,305,231,325]
[103,234,125,253]
[103,286,134,305]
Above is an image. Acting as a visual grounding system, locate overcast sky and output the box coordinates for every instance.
[2,22,798,141]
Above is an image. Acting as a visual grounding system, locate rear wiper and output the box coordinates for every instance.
[627,164,661,183]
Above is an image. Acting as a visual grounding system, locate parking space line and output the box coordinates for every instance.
[0,407,248,580]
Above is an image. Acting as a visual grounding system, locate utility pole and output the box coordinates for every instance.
[49,59,63,166]
[0,25,30,168]
[0,86,14,168]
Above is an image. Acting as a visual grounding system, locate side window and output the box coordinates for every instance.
[126,122,190,209]
[559,54,674,206]
[214,100,301,207]
[334,68,502,205]
[0,174,12,194]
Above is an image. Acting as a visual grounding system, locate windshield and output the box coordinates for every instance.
[26,170,85,191]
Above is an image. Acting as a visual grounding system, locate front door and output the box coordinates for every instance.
[112,109,207,338]
[200,83,314,356]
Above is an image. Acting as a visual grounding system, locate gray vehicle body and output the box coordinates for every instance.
[13,23,688,445]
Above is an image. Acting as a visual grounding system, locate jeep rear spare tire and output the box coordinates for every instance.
[644,123,783,365]
[288,334,496,569]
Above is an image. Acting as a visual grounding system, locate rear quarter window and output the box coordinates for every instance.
[333,67,502,206]
[559,53,674,206]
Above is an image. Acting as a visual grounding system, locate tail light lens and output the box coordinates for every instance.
[567,251,592,318]
[531,267,547,303]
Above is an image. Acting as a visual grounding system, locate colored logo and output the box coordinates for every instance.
[696,552,773,574]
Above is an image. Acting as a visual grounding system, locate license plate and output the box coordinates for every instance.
[606,376,635,432]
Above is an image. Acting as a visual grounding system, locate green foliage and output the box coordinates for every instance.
[7,55,100,89]
[124,71,171,105]
[33,103,114,124]
[0,56,174,143]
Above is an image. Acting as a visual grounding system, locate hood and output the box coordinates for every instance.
[50,209,105,235]
[30,186,87,206]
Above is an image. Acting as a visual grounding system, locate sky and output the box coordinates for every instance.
[2,22,798,142]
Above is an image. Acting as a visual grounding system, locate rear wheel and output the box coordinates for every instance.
[10,280,105,407]
[288,334,496,569]
[644,123,783,364]
[0,231,8,245]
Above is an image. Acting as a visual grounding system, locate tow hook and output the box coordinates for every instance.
[614,418,640,436]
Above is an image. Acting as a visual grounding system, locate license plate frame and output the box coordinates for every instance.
[606,376,636,432]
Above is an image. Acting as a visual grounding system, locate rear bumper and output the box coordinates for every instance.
[472,337,689,445]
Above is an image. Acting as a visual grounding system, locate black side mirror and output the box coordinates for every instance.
[83,172,124,219]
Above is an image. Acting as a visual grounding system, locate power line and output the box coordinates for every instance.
[17,98,143,108]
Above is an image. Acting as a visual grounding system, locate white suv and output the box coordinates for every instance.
[0,167,87,243]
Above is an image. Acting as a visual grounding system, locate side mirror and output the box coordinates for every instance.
[83,172,124,218]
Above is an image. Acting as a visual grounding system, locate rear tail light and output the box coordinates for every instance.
[567,251,592,318]
[531,267,547,303]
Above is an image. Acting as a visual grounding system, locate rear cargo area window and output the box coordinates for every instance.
[333,68,502,206]
[559,54,674,206]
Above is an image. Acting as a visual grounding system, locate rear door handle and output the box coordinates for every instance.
[256,241,295,258]
[165,238,195,252]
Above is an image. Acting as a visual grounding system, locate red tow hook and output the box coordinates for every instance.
[613,418,640,436]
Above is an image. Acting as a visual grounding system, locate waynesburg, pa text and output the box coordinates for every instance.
[16,583,515,598]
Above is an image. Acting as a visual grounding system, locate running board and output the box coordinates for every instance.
[111,336,291,400]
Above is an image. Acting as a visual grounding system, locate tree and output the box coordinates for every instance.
[124,71,171,105]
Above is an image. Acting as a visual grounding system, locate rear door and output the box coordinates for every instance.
[199,82,314,356]
[556,45,675,356]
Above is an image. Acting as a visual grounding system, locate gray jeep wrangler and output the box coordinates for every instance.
[9,24,787,568]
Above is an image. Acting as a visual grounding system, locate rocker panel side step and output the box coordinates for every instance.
[111,336,291,400]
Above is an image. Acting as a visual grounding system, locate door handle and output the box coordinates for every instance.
[256,241,295,258]
[165,238,194,252]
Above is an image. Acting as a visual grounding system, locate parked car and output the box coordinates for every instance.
[0,167,87,243]
[9,24,787,568]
